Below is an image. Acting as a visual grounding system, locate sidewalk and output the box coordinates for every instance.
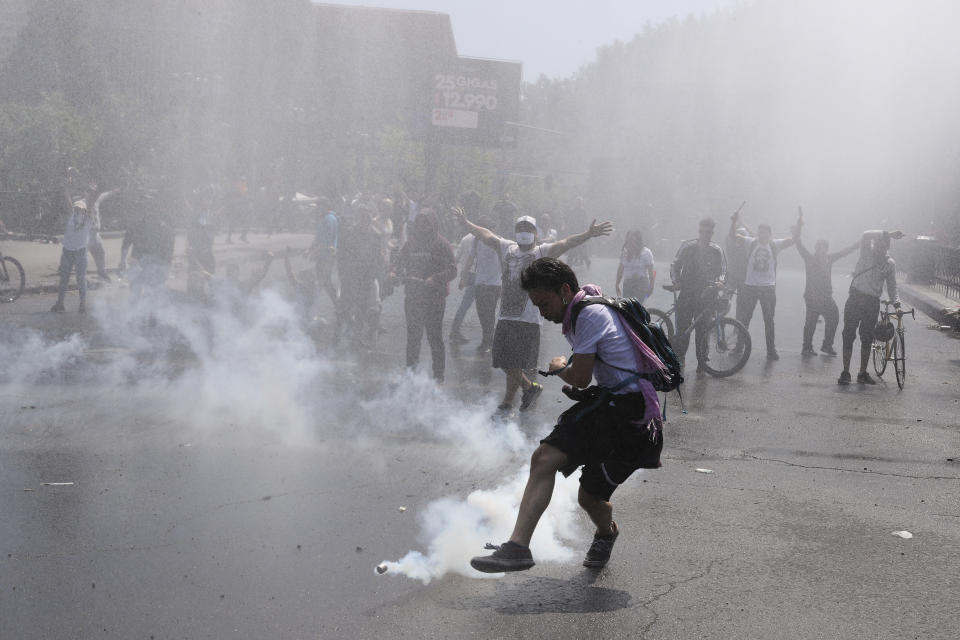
[1,231,315,295]
[899,281,960,329]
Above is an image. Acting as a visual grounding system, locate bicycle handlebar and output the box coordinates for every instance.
[884,308,915,320]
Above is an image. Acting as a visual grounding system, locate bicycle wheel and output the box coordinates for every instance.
[872,339,889,376]
[700,316,751,377]
[893,330,906,389]
[0,256,25,302]
[645,307,674,340]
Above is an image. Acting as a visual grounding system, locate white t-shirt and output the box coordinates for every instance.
[620,246,654,281]
[567,304,641,393]
[62,208,93,251]
[455,235,474,270]
[474,240,502,286]
[744,238,788,287]
[496,238,556,324]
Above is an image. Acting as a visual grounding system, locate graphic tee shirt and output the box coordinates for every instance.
[496,238,556,324]
[744,238,789,287]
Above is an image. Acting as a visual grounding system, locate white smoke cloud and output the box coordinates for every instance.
[1,280,589,584]
[378,465,581,584]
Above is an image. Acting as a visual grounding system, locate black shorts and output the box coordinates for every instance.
[541,388,662,502]
[492,319,540,370]
[842,289,880,347]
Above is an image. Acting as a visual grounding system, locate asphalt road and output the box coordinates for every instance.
[1,255,958,640]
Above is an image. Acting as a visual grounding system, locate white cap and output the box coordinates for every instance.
[515,215,537,229]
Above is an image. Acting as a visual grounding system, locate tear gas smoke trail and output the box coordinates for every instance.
[1,286,329,446]
[361,370,529,468]
[377,465,581,584]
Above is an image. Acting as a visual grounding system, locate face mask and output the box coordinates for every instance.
[515,231,535,245]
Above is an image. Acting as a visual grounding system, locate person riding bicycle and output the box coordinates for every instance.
[838,229,904,385]
[670,217,726,372]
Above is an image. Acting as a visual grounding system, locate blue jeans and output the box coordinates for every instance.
[57,248,87,305]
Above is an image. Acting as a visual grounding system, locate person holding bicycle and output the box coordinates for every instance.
[838,229,904,385]
[670,218,726,372]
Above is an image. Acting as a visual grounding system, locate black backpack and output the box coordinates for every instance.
[571,296,684,392]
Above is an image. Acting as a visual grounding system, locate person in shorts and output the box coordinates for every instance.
[470,257,663,573]
[838,229,904,385]
[452,209,612,416]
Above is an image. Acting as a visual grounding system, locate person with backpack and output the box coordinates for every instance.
[837,229,904,385]
[730,213,797,360]
[470,257,665,573]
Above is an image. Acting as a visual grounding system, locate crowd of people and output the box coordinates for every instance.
[42,172,910,575]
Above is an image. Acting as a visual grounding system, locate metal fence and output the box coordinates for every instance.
[904,238,960,301]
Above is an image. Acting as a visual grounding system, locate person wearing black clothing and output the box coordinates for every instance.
[393,211,457,382]
[670,218,726,371]
[794,231,858,356]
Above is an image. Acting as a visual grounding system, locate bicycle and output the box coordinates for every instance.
[871,300,915,389]
[646,283,752,377]
[0,247,25,302]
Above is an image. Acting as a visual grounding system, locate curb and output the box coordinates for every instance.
[899,284,959,329]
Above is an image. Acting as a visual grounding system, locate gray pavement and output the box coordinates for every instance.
[1,254,958,640]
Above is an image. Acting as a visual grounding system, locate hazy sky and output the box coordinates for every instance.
[323,0,734,80]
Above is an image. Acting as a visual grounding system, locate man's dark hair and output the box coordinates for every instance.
[699,217,715,230]
[520,257,579,293]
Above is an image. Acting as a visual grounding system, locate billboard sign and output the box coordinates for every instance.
[423,57,522,147]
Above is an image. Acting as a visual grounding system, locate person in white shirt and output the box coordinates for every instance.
[51,199,93,313]
[448,232,478,345]
[453,209,612,416]
[838,229,904,385]
[731,218,796,360]
[470,257,663,573]
[615,230,655,301]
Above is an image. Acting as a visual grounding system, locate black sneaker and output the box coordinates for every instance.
[857,371,877,385]
[767,350,780,361]
[449,332,469,345]
[837,371,851,385]
[583,525,619,568]
[470,541,535,573]
[519,382,543,412]
[492,404,514,421]
[50,302,65,313]
[801,345,816,356]
[820,345,837,356]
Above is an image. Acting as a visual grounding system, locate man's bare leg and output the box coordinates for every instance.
[508,444,568,547]
[578,487,615,538]
[502,368,523,406]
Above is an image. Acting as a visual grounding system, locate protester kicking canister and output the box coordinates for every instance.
[470,257,664,573]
